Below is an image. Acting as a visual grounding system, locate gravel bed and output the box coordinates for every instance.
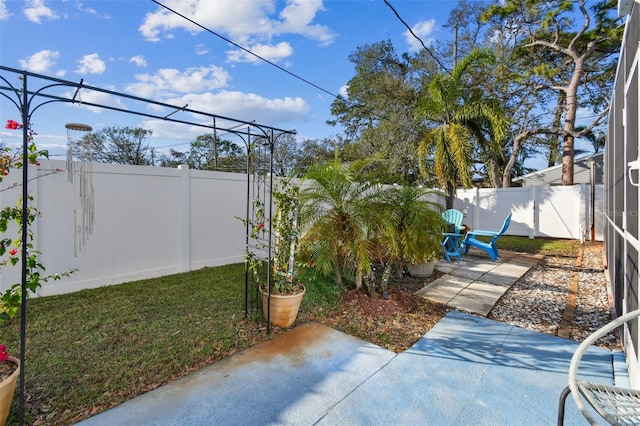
[489,243,617,348]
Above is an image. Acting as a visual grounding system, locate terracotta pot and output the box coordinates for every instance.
[261,285,306,328]
[407,259,436,278]
[0,357,20,426]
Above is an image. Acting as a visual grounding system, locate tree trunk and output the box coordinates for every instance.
[446,183,455,209]
[334,262,344,287]
[502,136,523,188]
[561,58,584,186]
[548,93,565,167]
[561,134,575,185]
[486,154,502,188]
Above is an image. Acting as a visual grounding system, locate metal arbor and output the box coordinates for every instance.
[0,65,295,424]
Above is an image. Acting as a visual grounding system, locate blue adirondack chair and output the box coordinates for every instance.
[442,209,464,233]
[462,213,512,261]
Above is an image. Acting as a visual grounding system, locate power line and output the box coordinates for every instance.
[383,0,452,75]
[151,0,349,104]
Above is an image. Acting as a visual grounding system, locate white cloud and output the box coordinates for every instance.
[0,0,10,20]
[124,66,230,98]
[165,91,310,127]
[68,89,127,114]
[139,90,309,140]
[275,0,334,46]
[404,19,436,53]
[75,2,97,15]
[24,0,58,24]
[226,41,293,64]
[338,85,348,98]
[139,0,335,59]
[140,0,274,42]
[76,54,106,74]
[18,50,60,73]
[129,55,148,68]
[195,44,208,56]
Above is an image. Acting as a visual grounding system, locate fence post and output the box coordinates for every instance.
[178,165,191,273]
[579,183,587,241]
[530,186,536,239]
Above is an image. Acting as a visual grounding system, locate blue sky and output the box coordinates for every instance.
[0,0,457,160]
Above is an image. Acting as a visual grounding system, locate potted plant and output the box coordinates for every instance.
[379,185,445,278]
[0,345,19,426]
[247,177,304,328]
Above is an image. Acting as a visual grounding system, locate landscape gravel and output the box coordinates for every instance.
[489,243,617,348]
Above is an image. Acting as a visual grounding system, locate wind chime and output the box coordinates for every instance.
[65,122,95,256]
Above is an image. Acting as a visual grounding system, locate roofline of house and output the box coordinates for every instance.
[512,151,603,182]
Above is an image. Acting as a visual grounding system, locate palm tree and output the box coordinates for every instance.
[417,48,507,208]
[299,158,378,289]
[374,185,445,277]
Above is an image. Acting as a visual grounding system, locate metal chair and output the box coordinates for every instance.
[557,309,640,425]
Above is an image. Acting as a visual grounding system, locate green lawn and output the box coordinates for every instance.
[2,236,582,425]
[496,235,584,256]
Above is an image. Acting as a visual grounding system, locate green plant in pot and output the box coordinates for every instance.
[378,185,446,279]
[250,177,304,328]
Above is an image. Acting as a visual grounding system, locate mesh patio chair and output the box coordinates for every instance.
[557,309,640,426]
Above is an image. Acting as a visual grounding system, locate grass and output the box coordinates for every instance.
[2,236,583,425]
[496,235,583,256]
[3,264,335,425]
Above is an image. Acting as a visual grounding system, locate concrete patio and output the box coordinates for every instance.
[75,250,626,426]
[76,311,627,426]
[416,249,543,316]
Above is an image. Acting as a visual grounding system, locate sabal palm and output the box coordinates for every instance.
[417,48,507,205]
[299,159,378,289]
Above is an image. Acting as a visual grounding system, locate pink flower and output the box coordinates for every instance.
[0,345,8,362]
[9,248,18,256]
[5,120,23,130]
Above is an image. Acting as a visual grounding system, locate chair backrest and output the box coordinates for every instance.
[442,209,464,228]
[491,213,512,242]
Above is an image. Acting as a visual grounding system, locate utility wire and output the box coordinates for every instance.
[151,0,349,104]
[383,0,452,75]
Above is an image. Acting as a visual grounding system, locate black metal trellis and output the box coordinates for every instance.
[238,128,298,334]
[0,65,295,424]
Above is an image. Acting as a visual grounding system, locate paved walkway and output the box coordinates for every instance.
[415,249,543,316]
[76,312,627,425]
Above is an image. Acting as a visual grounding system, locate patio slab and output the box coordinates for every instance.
[447,281,507,316]
[420,252,542,316]
[75,312,620,426]
[414,275,472,305]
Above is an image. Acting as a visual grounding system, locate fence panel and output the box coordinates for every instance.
[0,159,604,297]
[0,160,247,296]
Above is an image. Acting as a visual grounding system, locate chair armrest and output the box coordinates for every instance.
[568,309,640,424]
[466,230,497,238]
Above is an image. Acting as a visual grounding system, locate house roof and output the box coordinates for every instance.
[512,152,603,184]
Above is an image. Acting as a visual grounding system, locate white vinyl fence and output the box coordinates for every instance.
[0,159,603,297]
[452,185,603,241]
[0,159,248,297]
